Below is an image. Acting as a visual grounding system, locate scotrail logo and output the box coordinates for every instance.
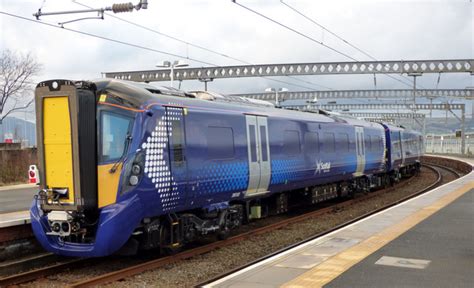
[315,160,331,174]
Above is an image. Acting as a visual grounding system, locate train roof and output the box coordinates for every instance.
[92,79,383,128]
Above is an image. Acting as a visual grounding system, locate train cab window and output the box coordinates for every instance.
[323,132,335,153]
[100,112,132,162]
[207,126,235,159]
[304,132,319,155]
[284,130,301,155]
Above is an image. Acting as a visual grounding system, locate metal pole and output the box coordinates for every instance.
[461,105,466,155]
[422,115,426,152]
[275,90,279,106]
[170,65,174,88]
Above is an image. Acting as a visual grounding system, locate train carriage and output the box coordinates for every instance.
[31,79,421,257]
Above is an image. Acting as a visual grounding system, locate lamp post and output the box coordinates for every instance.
[156,60,189,88]
[265,87,288,107]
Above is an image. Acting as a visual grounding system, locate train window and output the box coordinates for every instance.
[100,111,132,162]
[323,132,335,153]
[372,136,381,151]
[260,126,268,162]
[208,126,235,159]
[365,135,372,151]
[284,130,301,155]
[304,132,319,155]
[171,120,184,163]
[337,133,349,152]
[249,125,257,162]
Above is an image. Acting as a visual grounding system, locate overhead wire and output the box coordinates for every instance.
[279,0,420,115]
[233,1,419,90]
[279,0,426,89]
[71,1,333,90]
[0,10,324,91]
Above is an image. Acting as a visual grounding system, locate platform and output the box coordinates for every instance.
[0,184,36,228]
[0,184,36,214]
[0,210,31,228]
[206,158,474,288]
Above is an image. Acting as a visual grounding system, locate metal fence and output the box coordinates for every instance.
[425,133,474,156]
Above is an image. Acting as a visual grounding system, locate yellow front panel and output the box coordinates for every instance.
[97,163,122,208]
[43,97,75,203]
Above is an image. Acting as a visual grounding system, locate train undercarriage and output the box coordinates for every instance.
[127,162,421,255]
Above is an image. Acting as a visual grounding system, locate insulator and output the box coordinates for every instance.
[112,3,134,13]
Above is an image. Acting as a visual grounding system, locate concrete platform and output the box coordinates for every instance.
[0,184,37,214]
[206,157,474,288]
[0,210,30,228]
[0,184,36,228]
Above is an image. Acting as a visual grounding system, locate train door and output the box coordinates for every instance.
[399,131,405,166]
[245,115,271,196]
[354,126,365,176]
[165,107,187,206]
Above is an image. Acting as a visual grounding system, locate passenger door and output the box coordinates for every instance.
[245,115,271,196]
[165,106,187,208]
[354,126,365,176]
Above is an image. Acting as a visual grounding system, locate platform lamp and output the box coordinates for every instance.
[156,60,189,88]
[265,87,288,107]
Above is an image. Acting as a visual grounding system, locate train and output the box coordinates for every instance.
[30,79,423,257]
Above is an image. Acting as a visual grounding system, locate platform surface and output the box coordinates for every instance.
[326,189,473,288]
[207,158,474,288]
[0,184,36,228]
[0,184,36,214]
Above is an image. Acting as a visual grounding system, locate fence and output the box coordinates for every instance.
[425,133,474,157]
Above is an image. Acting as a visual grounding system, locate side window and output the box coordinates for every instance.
[260,126,268,162]
[372,135,381,151]
[249,125,257,162]
[171,120,184,163]
[323,132,335,153]
[100,111,132,162]
[337,133,349,152]
[208,126,235,159]
[365,135,372,152]
[284,130,301,155]
[304,132,319,155]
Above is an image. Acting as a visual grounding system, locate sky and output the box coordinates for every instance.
[0,0,473,120]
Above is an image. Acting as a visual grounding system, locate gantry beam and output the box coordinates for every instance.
[230,89,474,101]
[104,59,474,82]
[343,112,426,119]
[286,103,465,111]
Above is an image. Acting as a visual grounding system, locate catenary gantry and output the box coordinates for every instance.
[104,59,474,82]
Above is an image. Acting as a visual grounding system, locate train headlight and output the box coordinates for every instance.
[129,175,139,186]
[132,164,141,175]
[52,222,61,232]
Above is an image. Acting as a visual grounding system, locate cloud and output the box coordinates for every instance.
[0,0,472,94]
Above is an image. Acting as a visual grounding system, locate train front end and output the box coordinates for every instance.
[30,80,143,257]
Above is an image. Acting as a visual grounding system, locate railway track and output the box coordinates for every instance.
[0,162,462,287]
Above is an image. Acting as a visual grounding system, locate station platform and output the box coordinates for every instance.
[206,157,474,288]
[0,184,36,228]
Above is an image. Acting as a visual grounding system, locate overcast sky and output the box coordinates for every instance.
[1,0,473,118]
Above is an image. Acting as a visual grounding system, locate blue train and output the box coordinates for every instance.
[31,79,423,257]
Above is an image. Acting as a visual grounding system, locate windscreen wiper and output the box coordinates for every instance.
[109,134,132,173]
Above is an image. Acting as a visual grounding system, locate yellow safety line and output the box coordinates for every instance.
[282,181,474,288]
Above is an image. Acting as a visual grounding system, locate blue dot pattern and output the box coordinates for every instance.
[195,162,249,195]
[270,159,304,185]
